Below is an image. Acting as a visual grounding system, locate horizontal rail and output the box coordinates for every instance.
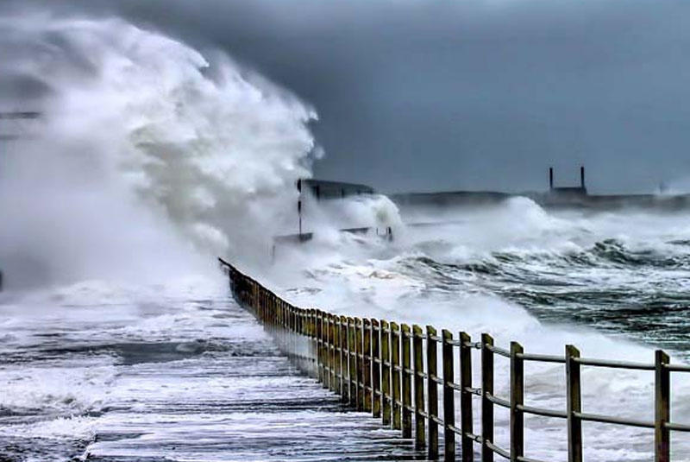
[518,352,566,364]
[486,440,510,460]
[667,422,690,432]
[575,411,654,429]
[518,403,567,419]
[575,357,655,371]
[486,392,510,409]
[486,344,511,358]
[666,364,690,373]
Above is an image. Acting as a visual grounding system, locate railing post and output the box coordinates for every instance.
[312,309,319,379]
[510,342,524,462]
[391,322,402,430]
[372,319,382,418]
[364,319,372,412]
[339,315,348,401]
[566,345,582,462]
[355,318,364,411]
[460,332,474,462]
[330,315,338,392]
[481,333,494,462]
[290,304,296,360]
[348,317,357,407]
[317,311,324,383]
[443,330,456,461]
[413,325,426,448]
[323,313,330,389]
[325,312,331,389]
[655,350,670,462]
[427,325,439,460]
[402,324,413,439]
[381,320,392,426]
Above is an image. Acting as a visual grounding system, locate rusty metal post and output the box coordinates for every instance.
[566,345,582,462]
[443,330,456,461]
[481,334,494,462]
[427,326,439,460]
[655,350,670,462]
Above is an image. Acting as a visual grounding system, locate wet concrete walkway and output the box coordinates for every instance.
[86,300,421,462]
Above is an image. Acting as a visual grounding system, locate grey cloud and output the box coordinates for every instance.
[4,0,690,193]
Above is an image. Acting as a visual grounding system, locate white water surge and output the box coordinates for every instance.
[0,13,320,290]
[1,9,690,462]
[269,198,690,461]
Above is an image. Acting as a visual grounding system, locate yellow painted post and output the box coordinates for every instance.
[316,311,323,383]
[372,319,382,418]
[327,315,334,391]
[348,318,357,407]
[460,332,474,462]
[427,326,439,460]
[413,325,426,448]
[310,309,316,378]
[381,320,392,426]
[328,314,340,392]
[340,315,348,401]
[481,334,494,462]
[510,342,524,462]
[402,324,413,439]
[319,313,326,386]
[391,322,402,430]
[655,350,670,462]
[566,345,582,462]
[442,330,456,461]
[363,319,372,412]
[355,318,363,410]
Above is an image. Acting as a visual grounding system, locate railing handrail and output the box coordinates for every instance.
[218,257,688,462]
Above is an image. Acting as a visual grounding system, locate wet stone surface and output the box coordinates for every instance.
[0,290,423,462]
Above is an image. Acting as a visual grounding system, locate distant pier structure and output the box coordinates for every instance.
[549,166,588,196]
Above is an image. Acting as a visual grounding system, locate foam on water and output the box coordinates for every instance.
[268,197,690,461]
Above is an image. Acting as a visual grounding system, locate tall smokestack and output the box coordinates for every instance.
[580,166,586,189]
[549,167,554,190]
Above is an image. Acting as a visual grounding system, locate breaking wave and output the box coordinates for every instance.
[0,14,319,288]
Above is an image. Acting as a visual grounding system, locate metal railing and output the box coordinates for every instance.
[219,257,690,462]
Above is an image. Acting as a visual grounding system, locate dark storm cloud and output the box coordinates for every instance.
[5,0,690,193]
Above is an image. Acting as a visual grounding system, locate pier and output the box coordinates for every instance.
[220,257,690,462]
[83,296,418,462]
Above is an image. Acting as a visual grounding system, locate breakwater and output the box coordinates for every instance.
[219,257,690,462]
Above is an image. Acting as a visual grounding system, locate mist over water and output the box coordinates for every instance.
[1,8,690,462]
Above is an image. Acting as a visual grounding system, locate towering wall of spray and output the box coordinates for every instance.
[0,14,320,288]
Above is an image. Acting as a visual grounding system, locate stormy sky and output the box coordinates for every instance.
[5,0,690,193]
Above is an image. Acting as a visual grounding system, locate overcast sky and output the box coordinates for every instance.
[7,0,690,193]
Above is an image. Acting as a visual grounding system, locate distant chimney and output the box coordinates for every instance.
[580,166,586,189]
[549,167,554,190]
